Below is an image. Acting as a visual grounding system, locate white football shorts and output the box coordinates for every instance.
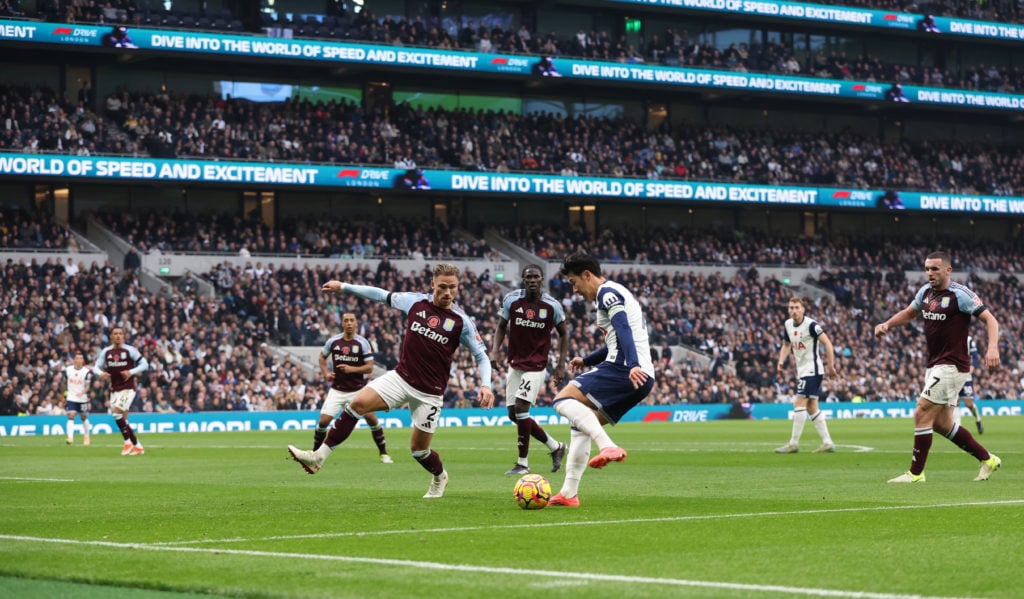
[109,389,137,412]
[319,388,361,418]
[505,368,547,406]
[919,364,970,407]
[367,370,443,433]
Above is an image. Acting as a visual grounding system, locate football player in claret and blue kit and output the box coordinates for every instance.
[875,251,1001,483]
[491,263,569,476]
[287,263,494,498]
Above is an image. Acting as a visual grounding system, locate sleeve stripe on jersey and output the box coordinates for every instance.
[606,304,626,318]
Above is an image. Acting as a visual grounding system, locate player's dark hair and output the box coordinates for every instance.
[926,251,952,266]
[521,263,544,279]
[560,253,601,278]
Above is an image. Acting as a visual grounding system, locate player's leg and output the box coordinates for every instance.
[887,396,939,482]
[114,409,134,455]
[805,392,835,453]
[363,411,392,463]
[81,410,91,445]
[288,383,386,473]
[549,381,600,506]
[555,367,653,470]
[111,391,141,455]
[314,389,347,450]
[407,395,448,498]
[551,371,651,504]
[934,381,999,480]
[552,383,615,450]
[960,380,983,434]
[507,369,563,474]
[776,380,810,453]
[65,410,76,444]
[526,392,567,473]
[890,366,957,482]
[504,369,532,474]
[550,427,589,507]
[313,414,331,451]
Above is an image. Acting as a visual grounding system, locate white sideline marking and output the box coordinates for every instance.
[0,533,981,599]
[0,476,75,482]
[150,499,1024,546]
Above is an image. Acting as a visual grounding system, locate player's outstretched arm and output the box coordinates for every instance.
[321,281,390,304]
[321,280,345,293]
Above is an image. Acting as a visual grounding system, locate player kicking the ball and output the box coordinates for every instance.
[547,253,655,507]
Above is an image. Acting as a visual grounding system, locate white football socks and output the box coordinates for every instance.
[810,410,833,445]
[789,407,807,445]
[557,429,591,499]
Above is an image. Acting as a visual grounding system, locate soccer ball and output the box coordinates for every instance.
[513,474,551,510]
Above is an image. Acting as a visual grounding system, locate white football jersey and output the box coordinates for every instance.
[595,280,655,376]
[65,365,92,403]
[782,317,826,378]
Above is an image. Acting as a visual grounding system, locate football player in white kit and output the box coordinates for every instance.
[62,352,93,445]
[547,253,655,507]
[775,297,839,454]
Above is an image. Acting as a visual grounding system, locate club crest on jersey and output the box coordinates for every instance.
[428,316,440,327]
[443,318,455,331]
[941,297,950,308]
[539,308,548,319]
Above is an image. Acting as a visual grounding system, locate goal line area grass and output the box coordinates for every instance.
[1,417,1022,598]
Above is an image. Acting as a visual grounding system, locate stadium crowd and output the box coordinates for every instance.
[4,83,1024,197]
[0,207,77,250]
[93,210,497,259]
[34,0,1024,29]
[23,1,1024,94]
[501,224,1024,271]
[2,216,1022,418]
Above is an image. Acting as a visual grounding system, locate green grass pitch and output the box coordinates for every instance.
[1,417,1022,598]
